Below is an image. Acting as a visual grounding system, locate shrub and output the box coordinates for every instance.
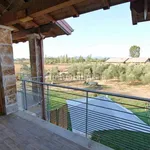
[141,73,150,84]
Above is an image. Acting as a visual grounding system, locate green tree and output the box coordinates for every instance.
[129,45,140,58]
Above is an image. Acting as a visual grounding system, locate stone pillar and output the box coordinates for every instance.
[0,25,18,115]
[28,34,46,120]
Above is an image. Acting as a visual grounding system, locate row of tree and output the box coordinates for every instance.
[44,44,141,64]
[45,55,107,64]
[49,63,150,84]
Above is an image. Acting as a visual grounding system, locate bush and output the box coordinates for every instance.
[141,73,150,84]
[126,73,137,83]
[119,73,126,82]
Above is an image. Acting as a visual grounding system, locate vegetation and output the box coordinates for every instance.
[48,63,150,85]
[129,45,140,58]
[91,130,150,150]
[44,55,107,64]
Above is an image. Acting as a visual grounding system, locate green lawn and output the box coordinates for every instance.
[47,90,150,125]
[110,96,150,125]
[91,130,150,150]
[47,89,85,110]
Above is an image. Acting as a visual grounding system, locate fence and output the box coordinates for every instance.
[17,79,150,150]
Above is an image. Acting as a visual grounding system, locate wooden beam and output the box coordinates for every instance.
[0,10,26,25]
[12,23,54,40]
[0,0,86,25]
[44,14,56,22]
[131,9,137,25]
[144,0,148,20]
[71,6,79,17]
[0,0,9,7]
[30,0,85,17]
[102,0,110,10]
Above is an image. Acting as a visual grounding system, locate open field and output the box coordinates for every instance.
[91,130,150,150]
[55,79,150,98]
[15,64,70,73]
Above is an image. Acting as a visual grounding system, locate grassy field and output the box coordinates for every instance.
[48,88,150,124]
[91,130,150,150]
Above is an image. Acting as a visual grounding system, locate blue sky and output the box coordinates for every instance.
[13,3,150,58]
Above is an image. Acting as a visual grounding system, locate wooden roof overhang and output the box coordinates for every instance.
[0,0,149,43]
[0,0,73,43]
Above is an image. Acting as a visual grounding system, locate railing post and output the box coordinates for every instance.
[47,85,50,121]
[22,80,27,110]
[85,91,88,138]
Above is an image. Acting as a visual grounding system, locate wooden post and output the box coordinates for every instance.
[28,34,46,120]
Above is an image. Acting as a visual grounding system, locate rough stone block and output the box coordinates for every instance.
[1,55,14,66]
[5,94,16,105]
[2,67,15,76]
[0,29,12,44]
[0,45,13,55]
[3,75,16,89]
[5,85,16,96]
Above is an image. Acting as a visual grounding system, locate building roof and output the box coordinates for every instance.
[106,58,129,63]
[126,58,150,63]
[67,96,150,135]
[0,0,149,43]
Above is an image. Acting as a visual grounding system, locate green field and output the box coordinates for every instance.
[47,90,150,124]
[91,130,150,150]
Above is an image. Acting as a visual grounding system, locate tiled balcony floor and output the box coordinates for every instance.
[0,111,112,150]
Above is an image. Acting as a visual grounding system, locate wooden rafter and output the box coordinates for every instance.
[144,0,148,20]
[71,6,79,17]
[102,0,110,10]
[0,0,86,25]
[12,22,54,40]
[131,9,137,25]
[44,14,56,23]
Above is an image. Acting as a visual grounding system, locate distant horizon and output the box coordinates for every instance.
[14,55,150,60]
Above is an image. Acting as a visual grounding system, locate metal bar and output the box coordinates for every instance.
[21,79,150,102]
[85,91,88,138]
[47,85,50,121]
[22,80,27,110]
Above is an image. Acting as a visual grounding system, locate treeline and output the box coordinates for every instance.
[45,55,107,64]
[15,55,108,64]
[49,63,150,84]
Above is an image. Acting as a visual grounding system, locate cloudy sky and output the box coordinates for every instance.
[13,3,150,58]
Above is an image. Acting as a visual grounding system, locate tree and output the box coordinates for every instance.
[129,45,140,58]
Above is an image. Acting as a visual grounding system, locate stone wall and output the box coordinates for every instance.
[0,26,18,114]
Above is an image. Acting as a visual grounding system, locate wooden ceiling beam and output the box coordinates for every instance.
[0,0,86,25]
[44,14,56,23]
[71,6,79,17]
[102,0,110,10]
[0,0,10,7]
[12,22,54,40]
[144,0,148,20]
[131,9,137,25]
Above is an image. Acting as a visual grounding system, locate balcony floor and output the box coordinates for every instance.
[0,111,112,150]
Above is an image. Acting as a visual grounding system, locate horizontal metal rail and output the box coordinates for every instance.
[22,79,150,102]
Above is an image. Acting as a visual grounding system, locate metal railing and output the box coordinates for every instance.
[17,79,150,150]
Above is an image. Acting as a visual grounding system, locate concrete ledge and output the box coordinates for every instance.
[6,103,18,115]
[15,111,113,150]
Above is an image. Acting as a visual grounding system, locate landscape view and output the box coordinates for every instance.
[16,45,150,150]
[0,0,150,150]
[16,45,150,98]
